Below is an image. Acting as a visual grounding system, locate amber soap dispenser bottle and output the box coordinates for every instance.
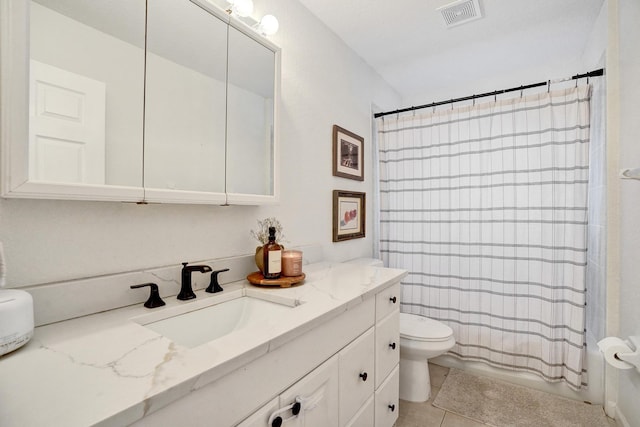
[263,226,282,279]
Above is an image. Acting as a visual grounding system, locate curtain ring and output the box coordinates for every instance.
[520,85,523,98]
[587,76,590,85]
[472,95,476,106]
[450,99,454,110]
[547,80,551,93]
[494,92,497,102]
[432,103,436,114]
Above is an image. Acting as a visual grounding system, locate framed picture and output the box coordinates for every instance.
[333,190,366,242]
[333,125,364,181]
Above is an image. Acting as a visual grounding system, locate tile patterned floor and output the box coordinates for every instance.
[394,364,618,427]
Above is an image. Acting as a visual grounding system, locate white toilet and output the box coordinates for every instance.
[399,313,455,402]
[343,258,456,402]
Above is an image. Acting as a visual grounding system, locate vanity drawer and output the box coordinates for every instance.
[236,397,279,427]
[345,395,374,427]
[375,282,400,321]
[374,365,399,427]
[375,310,399,388]
[339,327,375,426]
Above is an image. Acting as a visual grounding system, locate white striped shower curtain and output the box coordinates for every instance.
[377,86,591,389]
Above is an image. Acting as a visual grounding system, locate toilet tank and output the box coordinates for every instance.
[344,258,384,267]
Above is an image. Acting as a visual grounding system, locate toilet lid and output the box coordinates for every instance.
[400,313,453,342]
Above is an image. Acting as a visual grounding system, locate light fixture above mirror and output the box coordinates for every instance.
[222,0,279,36]
[226,0,253,17]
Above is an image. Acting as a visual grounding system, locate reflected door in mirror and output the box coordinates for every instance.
[29,60,106,184]
[29,0,146,187]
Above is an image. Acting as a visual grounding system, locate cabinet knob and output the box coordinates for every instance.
[271,416,283,427]
[359,372,368,382]
[389,296,397,304]
[291,401,302,416]
[388,404,396,412]
[389,342,396,350]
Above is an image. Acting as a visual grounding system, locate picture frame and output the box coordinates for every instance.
[332,190,366,242]
[332,125,364,181]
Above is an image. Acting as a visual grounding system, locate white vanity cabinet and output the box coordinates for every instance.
[373,282,401,427]
[239,282,401,427]
[129,280,401,427]
[375,366,400,427]
[338,328,375,426]
[236,397,279,427]
[238,356,339,427]
[345,395,374,427]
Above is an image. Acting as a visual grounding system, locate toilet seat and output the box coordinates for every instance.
[400,313,453,342]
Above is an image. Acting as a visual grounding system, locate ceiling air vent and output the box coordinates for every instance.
[437,0,483,28]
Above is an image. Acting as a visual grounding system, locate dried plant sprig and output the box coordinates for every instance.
[250,217,286,245]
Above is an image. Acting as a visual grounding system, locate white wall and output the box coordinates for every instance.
[614,0,640,424]
[582,1,608,346]
[0,0,401,287]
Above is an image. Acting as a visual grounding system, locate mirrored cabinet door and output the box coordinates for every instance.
[226,25,278,202]
[1,0,146,200]
[144,0,227,202]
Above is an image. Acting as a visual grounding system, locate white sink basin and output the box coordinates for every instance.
[131,289,301,348]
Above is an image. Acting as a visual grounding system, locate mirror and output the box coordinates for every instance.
[4,0,278,204]
[144,0,227,194]
[28,0,145,187]
[226,25,276,197]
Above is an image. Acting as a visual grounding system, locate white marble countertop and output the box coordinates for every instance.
[0,261,406,427]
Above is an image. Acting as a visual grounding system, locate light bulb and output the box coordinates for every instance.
[232,0,254,17]
[259,14,279,36]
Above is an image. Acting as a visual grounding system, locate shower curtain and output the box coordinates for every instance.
[377,85,592,390]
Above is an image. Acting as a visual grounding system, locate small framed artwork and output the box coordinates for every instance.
[333,125,364,181]
[333,190,366,242]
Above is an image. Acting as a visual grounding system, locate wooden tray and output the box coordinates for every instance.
[247,271,305,288]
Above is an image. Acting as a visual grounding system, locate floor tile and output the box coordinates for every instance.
[396,363,612,427]
[429,362,450,389]
[397,400,446,427]
[441,412,489,427]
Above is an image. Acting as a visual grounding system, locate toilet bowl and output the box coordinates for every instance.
[399,313,455,402]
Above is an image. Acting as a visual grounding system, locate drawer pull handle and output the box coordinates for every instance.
[271,416,283,427]
[388,404,396,412]
[389,342,396,350]
[291,401,302,416]
[389,296,397,304]
[359,372,368,382]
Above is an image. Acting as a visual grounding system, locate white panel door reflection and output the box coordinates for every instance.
[29,60,106,184]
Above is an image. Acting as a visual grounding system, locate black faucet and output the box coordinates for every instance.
[178,262,212,300]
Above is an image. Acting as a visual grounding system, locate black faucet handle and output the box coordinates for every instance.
[130,283,166,309]
[206,268,230,293]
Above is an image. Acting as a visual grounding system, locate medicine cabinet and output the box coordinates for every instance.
[0,0,280,205]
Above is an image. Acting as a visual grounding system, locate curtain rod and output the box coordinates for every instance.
[373,68,604,119]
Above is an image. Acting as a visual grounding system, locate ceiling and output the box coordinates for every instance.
[297,0,605,103]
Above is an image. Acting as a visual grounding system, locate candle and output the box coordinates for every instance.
[282,250,303,276]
